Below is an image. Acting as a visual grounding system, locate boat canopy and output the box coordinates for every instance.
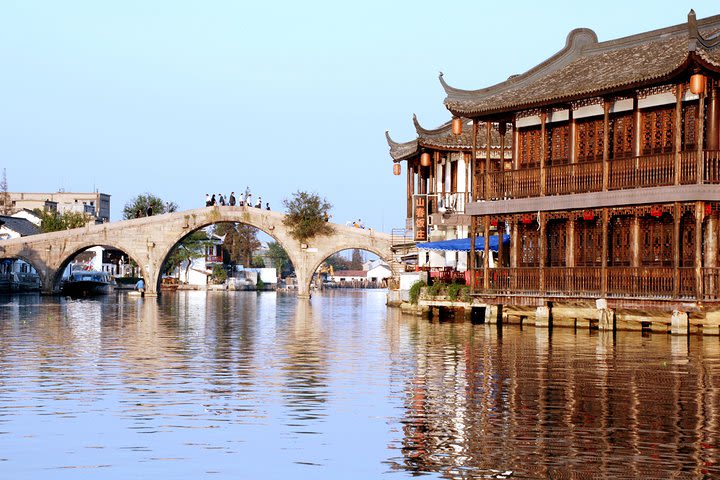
[416,234,510,252]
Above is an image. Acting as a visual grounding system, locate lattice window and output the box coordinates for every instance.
[680,212,695,267]
[548,124,570,165]
[518,126,541,168]
[640,214,673,266]
[575,218,602,266]
[546,219,567,267]
[610,112,634,159]
[682,101,698,151]
[576,118,604,162]
[609,216,632,266]
[640,106,675,155]
[519,221,540,266]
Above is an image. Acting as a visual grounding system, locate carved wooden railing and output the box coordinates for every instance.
[478,150,720,201]
[703,150,720,184]
[680,151,698,184]
[702,268,720,300]
[474,266,698,299]
[545,161,603,196]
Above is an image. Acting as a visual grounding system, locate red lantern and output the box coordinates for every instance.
[690,73,706,95]
[452,117,463,136]
[393,163,401,176]
[582,210,595,221]
[420,152,431,167]
[490,218,498,227]
[521,213,534,224]
[705,202,714,216]
[650,206,663,218]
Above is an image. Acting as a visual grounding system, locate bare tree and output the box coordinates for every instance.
[0,169,10,215]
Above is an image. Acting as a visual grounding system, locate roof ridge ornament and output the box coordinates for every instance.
[688,9,720,50]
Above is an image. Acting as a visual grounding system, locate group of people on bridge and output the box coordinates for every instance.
[205,188,270,210]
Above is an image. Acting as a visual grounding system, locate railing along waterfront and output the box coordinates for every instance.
[474,266,703,300]
[487,168,540,200]
[609,153,675,190]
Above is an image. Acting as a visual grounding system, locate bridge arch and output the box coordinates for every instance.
[155,219,300,292]
[51,241,148,293]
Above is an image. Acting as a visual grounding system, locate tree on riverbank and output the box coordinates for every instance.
[123,193,178,219]
[282,191,334,243]
[34,209,92,232]
[163,230,213,281]
[0,169,10,215]
[267,241,294,276]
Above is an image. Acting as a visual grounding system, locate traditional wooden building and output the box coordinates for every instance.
[387,115,511,243]
[437,10,720,332]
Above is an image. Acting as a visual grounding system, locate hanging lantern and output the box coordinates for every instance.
[452,117,463,136]
[650,205,663,218]
[490,218,499,227]
[393,163,401,176]
[705,202,714,216]
[582,210,595,221]
[521,213,534,224]
[690,73,706,95]
[420,152,432,167]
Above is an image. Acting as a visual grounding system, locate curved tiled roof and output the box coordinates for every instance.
[386,116,512,162]
[443,10,720,117]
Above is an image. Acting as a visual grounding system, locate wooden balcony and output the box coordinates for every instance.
[475,266,704,301]
[481,150,720,200]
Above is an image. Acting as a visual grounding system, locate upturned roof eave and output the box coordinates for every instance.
[444,55,702,119]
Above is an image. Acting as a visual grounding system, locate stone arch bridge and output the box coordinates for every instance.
[0,206,398,298]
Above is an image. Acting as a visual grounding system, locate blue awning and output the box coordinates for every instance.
[416,234,510,252]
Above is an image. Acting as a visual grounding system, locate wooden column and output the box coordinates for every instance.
[483,216,490,290]
[499,122,507,170]
[697,89,707,184]
[485,121,492,200]
[540,112,547,196]
[706,212,718,269]
[602,100,611,191]
[497,220,505,268]
[472,120,479,200]
[601,208,609,296]
[673,203,681,297]
[696,202,704,298]
[569,107,577,164]
[430,152,438,194]
[633,96,641,157]
[707,81,719,151]
[407,163,415,221]
[469,216,477,291]
[512,119,519,170]
[539,212,546,293]
[510,220,518,268]
[566,217,575,267]
[630,216,641,267]
[674,84,684,185]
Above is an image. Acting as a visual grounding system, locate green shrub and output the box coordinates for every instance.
[427,281,445,298]
[446,282,463,301]
[408,280,426,305]
[460,285,470,302]
[256,277,265,291]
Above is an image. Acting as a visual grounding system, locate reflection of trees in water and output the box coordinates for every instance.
[278,301,328,427]
[389,318,720,479]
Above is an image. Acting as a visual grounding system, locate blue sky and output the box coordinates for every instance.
[0,0,715,231]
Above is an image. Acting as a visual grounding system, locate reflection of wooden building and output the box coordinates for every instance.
[433,11,720,330]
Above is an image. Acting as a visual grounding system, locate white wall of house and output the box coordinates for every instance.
[178,257,209,285]
[366,264,392,282]
[10,210,41,226]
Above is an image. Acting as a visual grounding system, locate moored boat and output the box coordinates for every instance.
[61,271,116,297]
[0,272,42,293]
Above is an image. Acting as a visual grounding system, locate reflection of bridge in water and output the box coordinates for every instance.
[0,206,400,297]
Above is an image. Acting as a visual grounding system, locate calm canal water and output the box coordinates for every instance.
[1,290,720,479]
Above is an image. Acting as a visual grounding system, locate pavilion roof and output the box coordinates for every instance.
[442,10,720,118]
[386,116,511,162]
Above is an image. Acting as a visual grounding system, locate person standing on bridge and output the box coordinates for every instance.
[210,194,216,206]
[266,202,270,211]
[205,193,211,207]
[255,196,262,208]
[229,192,236,206]
[218,193,225,206]
[146,205,153,216]
[244,187,251,205]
